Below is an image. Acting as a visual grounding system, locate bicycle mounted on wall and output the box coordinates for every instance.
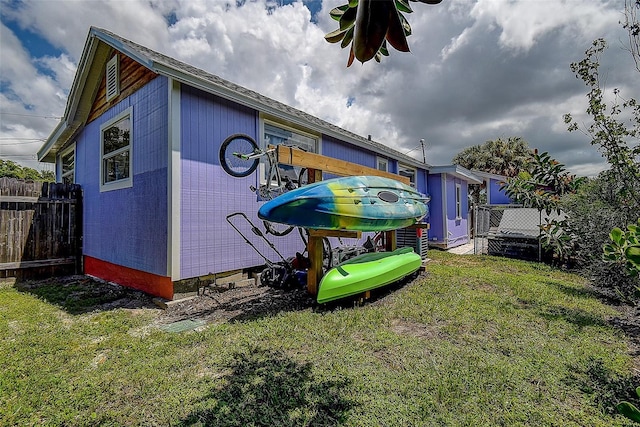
[219,133,308,236]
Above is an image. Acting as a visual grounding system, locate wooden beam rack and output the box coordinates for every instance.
[274,145,413,296]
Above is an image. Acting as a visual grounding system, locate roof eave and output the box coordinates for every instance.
[38,121,65,162]
[153,63,429,170]
[41,26,430,170]
[429,165,483,184]
[39,30,116,162]
[471,170,508,181]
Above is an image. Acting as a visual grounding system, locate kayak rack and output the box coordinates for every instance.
[274,145,416,297]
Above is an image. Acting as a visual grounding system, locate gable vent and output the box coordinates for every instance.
[105,55,120,101]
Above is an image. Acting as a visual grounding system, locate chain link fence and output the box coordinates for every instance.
[473,205,556,262]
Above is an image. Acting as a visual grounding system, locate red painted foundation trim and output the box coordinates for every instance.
[84,256,173,300]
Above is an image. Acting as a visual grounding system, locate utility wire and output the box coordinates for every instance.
[0,112,62,119]
[0,141,44,145]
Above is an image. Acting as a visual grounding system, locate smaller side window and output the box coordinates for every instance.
[100,107,133,191]
[376,157,388,172]
[61,145,75,184]
[455,183,462,219]
[398,164,416,187]
[261,121,318,185]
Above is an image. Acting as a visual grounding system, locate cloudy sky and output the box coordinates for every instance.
[0,0,636,176]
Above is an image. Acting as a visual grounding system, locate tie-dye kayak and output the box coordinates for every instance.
[317,247,422,304]
[257,175,429,231]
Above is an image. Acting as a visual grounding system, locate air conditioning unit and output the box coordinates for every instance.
[396,226,429,259]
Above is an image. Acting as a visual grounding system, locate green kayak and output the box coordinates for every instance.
[317,247,422,304]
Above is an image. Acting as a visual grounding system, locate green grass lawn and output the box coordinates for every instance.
[1,251,638,426]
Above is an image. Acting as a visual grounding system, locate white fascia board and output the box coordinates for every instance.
[471,170,509,181]
[429,165,483,184]
[39,35,102,162]
[167,78,181,281]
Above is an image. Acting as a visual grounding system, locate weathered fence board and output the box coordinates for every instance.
[0,177,82,278]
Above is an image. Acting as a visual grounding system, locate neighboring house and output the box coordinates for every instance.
[426,165,482,249]
[471,170,513,205]
[38,27,477,299]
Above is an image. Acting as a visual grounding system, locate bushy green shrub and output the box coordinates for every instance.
[604,219,640,277]
[561,170,640,302]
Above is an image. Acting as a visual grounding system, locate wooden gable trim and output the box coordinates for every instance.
[87,50,159,123]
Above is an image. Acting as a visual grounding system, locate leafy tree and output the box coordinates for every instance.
[452,137,533,204]
[452,137,533,178]
[325,0,442,67]
[501,151,585,263]
[622,0,640,72]
[563,0,640,281]
[563,40,640,210]
[502,151,585,213]
[0,160,54,181]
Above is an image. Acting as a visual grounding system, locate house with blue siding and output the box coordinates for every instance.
[471,171,513,205]
[39,27,477,299]
[426,166,482,249]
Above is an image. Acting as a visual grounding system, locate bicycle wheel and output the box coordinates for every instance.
[263,220,294,237]
[219,134,260,178]
[298,228,332,271]
[297,168,308,187]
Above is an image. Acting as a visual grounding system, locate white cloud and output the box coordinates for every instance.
[36,54,77,97]
[0,22,66,132]
[443,0,620,57]
[0,0,635,177]
[2,0,171,59]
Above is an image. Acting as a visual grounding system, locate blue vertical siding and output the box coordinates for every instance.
[322,136,376,169]
[388,159,398,174]
[416,169,428,198]
[444,176,470,246]
[177,89,434,279]
[427,174,443,242]
[489,177,512,204]
[179,86,305,279]
[322,136,429,195]
[76,76,168,275]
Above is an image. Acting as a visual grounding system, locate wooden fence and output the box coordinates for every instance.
[0,177,82,279]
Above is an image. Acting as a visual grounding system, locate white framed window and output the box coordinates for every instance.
[100,107,132,192]
[60,144,75,184]
[260,120,319,184]
[106,55,120,101]
[455,183,462,219]
[398,163,416,187]
[376,157,388,172]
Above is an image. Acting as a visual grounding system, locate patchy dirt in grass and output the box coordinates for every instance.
[10,275,157,314]
[7,271,640,368]
[155,284,317,325]
[7,271,423,324]
[155,272,424,326]
[390,318,449,341]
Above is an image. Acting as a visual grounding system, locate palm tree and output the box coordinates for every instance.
[452,137,533,177]
[452,137,533,205]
